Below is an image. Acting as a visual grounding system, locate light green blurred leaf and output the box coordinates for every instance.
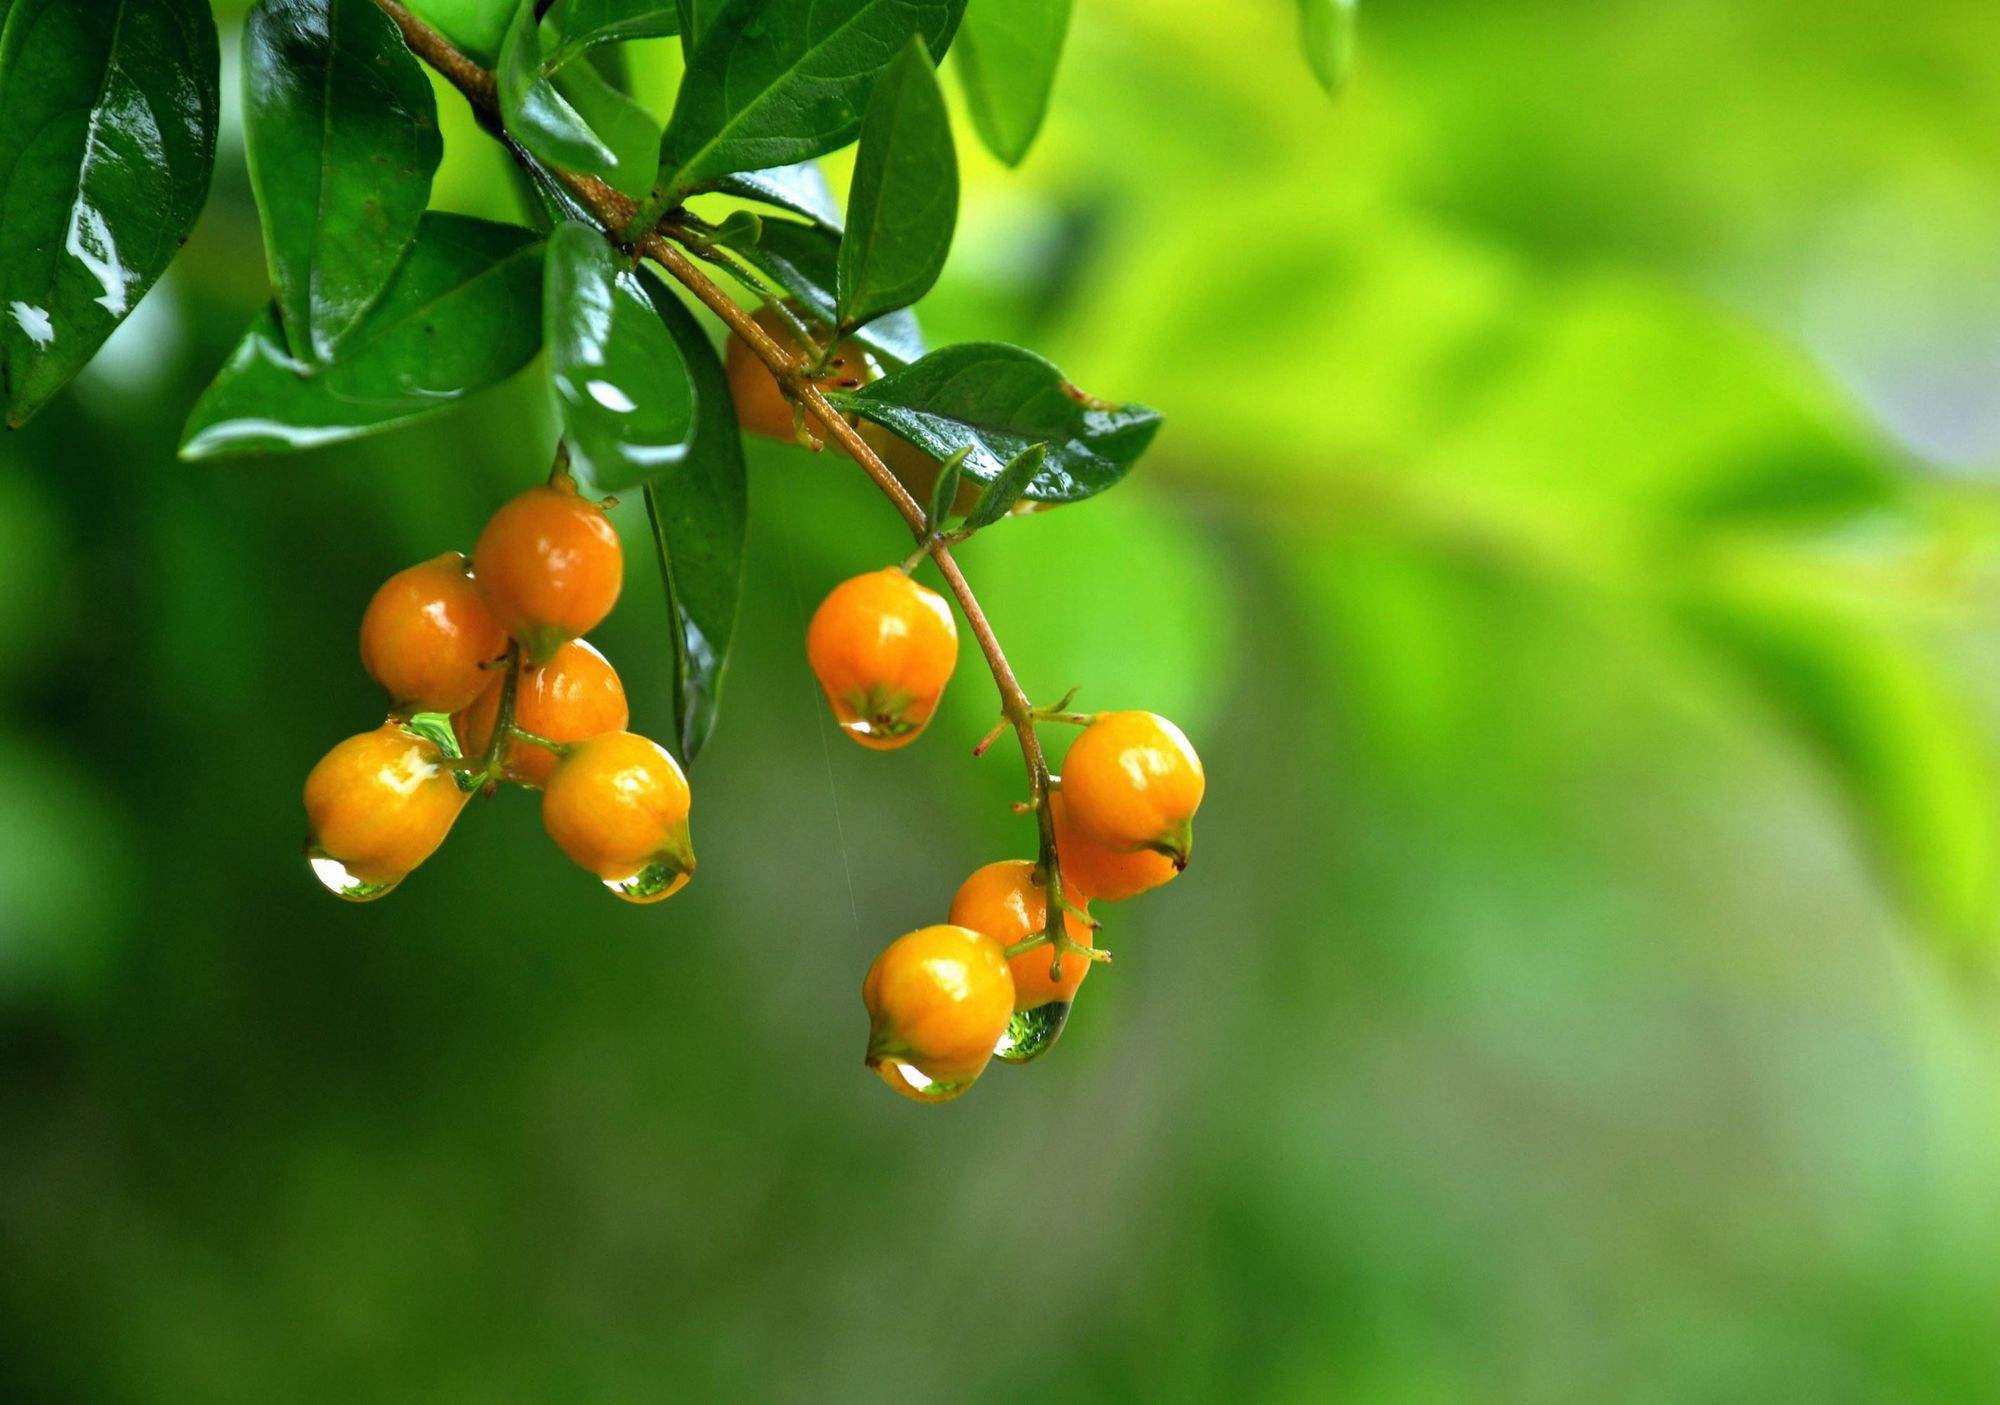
[953,0,1071,165]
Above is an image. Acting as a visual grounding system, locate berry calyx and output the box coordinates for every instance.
[472,479,623,664]
[862,923,1015,1102]
[948,860,1095,1010]
[357,551,508,715]
[540,730,694,902]
[1052,791,1179,903]
[454,638,628,787]
[304,723,469,900]
[806,568,958,749]
[724,304,874,445]
[1059,711,1204,866]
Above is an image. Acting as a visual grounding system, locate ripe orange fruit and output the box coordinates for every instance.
[357,551,507,715]
[304,724,468,897]
[1052,792,1178,903]
[724,304,874,444]
[540,730,693,902]
[949,859,1095,1009]
[472,479,622,664]
[1059,711,1204,866]
[805,568,958,749]
[454,639,628,787]
[862,923,1015,1102]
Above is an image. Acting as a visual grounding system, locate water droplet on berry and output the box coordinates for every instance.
[994,1002,1070,1064]
[307,853,399,902]
[872,1058,976,1103]
[603,857,691,904]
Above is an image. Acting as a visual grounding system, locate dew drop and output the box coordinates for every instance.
[604,857,691,904]
[872,1058,976,1104]
[308,852,399,902]
[994,1002,1070,1064]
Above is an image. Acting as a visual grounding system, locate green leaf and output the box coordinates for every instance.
[544,220,696,494]
[1296,0,1356,95]
[835,36,956,331]
[673,0,723,54]
[403,0,511,64]
[720,216,924,367]
[711,161,842,232]
[243,0,442,364]
[498,0,662,200]
[179,214,544,459]
[545,0,678,67]
[952,0,1070,165]
[639,277,746,763]
[0,0,219,427]
[962,442,1043,530]
[826,343,1160,504]
[925,444,970,532]
[655,0,967,201]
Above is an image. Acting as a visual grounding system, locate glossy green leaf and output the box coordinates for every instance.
[243,0,441,364]
[962,442,1043,530]
[655,0,967,202]
[546,0,678,67]
[1296,0,1356,95]
[179,214,544,459]
[0,0,219,427]
[720,217,924,367]
[925,444,970,532]
[836,36,956,331]
[711,161,842,231]
[640,273,746,762]
[673,0,723,54]
[499,0,661,200]
[826,343,1160,504]
[953,0,1070,165]
[544,220,696,494]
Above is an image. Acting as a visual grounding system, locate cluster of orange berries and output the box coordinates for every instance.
[302,477,695,903]
[727,320,1206,1103]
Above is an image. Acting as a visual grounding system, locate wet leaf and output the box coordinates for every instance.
[655,0,966,201]
[827,343,1160,504]
[0,0,219,427]
[179,214,543,459]
[244,0,441,363]
[499,0,662,200]
[836,36,956,332]
[719,216,924,367]
[953,0,1070,166]
[544,220,696,494]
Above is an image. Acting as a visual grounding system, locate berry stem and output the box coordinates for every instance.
[372,0,1071,950]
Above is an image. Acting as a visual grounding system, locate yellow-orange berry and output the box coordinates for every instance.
[725,304,875,444]
[304,724,468,898]
[357,551,507,714]
[806,568,958,749]
[454,639,628,788]
[1059,711,1204,866]
[1052,791,1179,903]
[540,730,693,902]
[472,480,623,664]
[949,860,1094,1010]
[862,923,1015,1102]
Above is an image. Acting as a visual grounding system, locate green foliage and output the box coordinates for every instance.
[545,0,680,65]
[0,0,218,427]
[403,0,511,62]
[961,442,1043,530]
[710,160,843,231]
[835,37,957,333]
[1295,0,1356,95]
[719,216,925,366]
[499,0,661,199]
[953,0,1071,165]
[179,214,543,458]
[243,0,441,362]
[924,444,970,532]
[828,343,1160,504]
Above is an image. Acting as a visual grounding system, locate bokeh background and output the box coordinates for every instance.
[8,0,2000,1397]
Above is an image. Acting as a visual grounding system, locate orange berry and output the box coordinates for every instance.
[949,859,1094,1010]
[1059,711,1204,866]
[304,724,468,898]
[454,639,628,788]
[357,551,507,714]
[806,568,958,749]
[862,924,1014,1101]
[472,480,622,664]
[540,731,694,902]
[1052,791,1178,903]
[724,304,875,443]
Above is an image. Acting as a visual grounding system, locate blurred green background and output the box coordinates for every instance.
[8,0,2000,1398]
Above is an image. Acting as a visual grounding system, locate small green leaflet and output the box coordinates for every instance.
[1296,0,1357,96]
[499,0,661,200]
[925,445,971,532]
[718,217,925,368]
[835,36,957,333]
[962,442,1044,530]
[953,0,1071,166]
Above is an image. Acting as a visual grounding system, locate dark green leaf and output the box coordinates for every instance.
[544,220,696,494]
[546,0,678,67]
[836,36,956,331]
[826,342,1160,504]
[0,0,219,427]
[179,214,544,459]
[673,0,723,55]
[1296,0,1356,95]
[639,276,746,763]
[926,444,969,531]
[499,0,661,200]
[711,161,842,231]
[720,217,924,367]
[655,0,966,201]
[244,0,441,363]
[953,0,1070,166]
[962,442,1042,529]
